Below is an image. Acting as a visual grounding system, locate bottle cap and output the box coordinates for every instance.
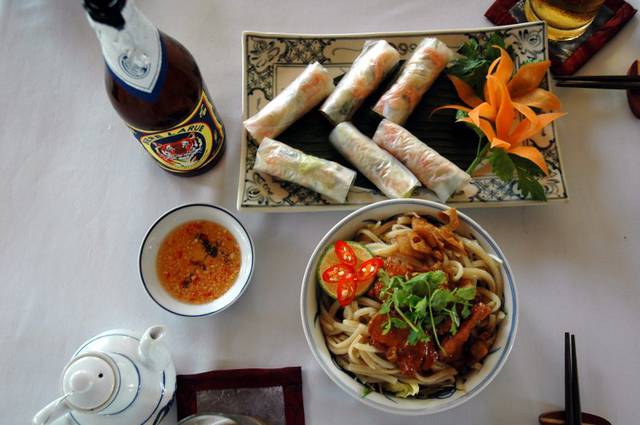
[83,0,126,29]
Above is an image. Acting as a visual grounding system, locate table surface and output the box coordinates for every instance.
[2,0,639,424]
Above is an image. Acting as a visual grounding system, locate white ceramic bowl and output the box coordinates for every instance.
[300,199,518,415]
[139,204,254,317]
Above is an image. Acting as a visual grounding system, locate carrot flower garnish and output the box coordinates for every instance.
[436,40,566,200]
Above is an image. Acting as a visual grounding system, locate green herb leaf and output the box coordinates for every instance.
[485,32,509,58]
[378,270,391,286]
[382,316,392,335]
[407,328,429,345]
[414,297,428,319]
[468,146,548,202]
[392,288,410,307]
[432,314,446,326]
[403,271,445,296]
[487,148,516,182]
[430,289,455,311]
[457,38,479,58]
[447,308,461,335]
[379,300,391,315]
[361,386,373,398]
[448,33,511,97]
[461,303,471,319]
[510,154,547,201]
[516,170,546,201]
[453,286,476,302]
[389,317,408,329]
[511,153,545,177]
[428,298,443,350]
[407,294,424,307]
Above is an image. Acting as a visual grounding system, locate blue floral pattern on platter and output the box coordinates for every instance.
[240,22,568,210]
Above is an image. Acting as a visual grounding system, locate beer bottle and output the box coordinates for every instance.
[84,0,225,176]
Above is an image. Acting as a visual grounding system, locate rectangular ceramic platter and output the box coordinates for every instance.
[238,22,569,212]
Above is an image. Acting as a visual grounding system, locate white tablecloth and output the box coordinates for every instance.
[2,0,639,423]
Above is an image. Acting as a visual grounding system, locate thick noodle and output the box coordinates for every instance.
[319,211,505,398]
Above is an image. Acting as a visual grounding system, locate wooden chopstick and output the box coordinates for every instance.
[565,333,575,425]
[554,75,640,82]
[571,335,582,425]
[555,81,640,90]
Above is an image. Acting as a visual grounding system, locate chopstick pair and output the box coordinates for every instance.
[555,75,640,90]
[565,333,582,425]
[539,335,610,425]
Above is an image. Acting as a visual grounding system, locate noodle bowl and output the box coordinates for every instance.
[301,199,517,415]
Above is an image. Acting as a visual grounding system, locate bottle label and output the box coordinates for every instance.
[128,91,225,173]
[89,1,165,99]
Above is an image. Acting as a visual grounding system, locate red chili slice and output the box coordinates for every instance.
[336,277,357,307]
[322,263,355,283]
[335,241,357,266]
[356,257,383,282]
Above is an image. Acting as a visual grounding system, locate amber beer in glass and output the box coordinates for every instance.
[525,0,605,41]
[84,0,225,176]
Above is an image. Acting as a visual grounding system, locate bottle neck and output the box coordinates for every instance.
[87,0,164,96]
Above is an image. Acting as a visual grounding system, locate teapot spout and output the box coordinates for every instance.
[138,326,171,371]
[33,396,70,425]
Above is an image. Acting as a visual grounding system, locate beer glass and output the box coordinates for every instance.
[524,0,606,41]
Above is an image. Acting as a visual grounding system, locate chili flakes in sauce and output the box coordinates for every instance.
[156,220,241,304]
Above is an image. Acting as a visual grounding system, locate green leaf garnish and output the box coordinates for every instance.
[376,270,477,346]
[448,33,511,97]
[511,154,547,201]
[487,148,516,182]
[453,286,477,301]
[482,148,547,201]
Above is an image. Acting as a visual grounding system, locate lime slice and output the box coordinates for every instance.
[317,241,375,299]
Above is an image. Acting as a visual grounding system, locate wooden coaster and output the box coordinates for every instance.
[176,367,305,425]
[485,0,637,76]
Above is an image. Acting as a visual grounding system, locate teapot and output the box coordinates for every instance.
[33,326,176,425]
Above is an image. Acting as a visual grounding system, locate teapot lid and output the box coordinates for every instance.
[62,353,118,411]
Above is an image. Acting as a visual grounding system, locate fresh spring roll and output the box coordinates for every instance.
[244,62,335,143]
[373,38,456,124]
[329,122,420,198]
[320,40,400,125]
[373,119,470,202]
[253,138,356,203]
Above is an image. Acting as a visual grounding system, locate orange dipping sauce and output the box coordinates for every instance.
[156,220,241,304]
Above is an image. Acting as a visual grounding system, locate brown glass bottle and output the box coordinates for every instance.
[85,0,225,176]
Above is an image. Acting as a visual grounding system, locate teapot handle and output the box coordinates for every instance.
[33,395,70,425]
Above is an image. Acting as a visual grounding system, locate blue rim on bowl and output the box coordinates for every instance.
[300,198,518,415]
[139,203,255,317]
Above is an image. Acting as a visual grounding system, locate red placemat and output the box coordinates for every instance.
[176,367,305,425]
[486,0,637,75]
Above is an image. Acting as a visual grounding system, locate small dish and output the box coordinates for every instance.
[139,204,255,317]
[300,198,518,415]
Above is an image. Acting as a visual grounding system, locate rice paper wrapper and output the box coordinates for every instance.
[253,138,356,203]
[244,62,335,143]
[373,119,470,202]
[373,37,455,125]
[320,40,400,125]
[329,122,420,199]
